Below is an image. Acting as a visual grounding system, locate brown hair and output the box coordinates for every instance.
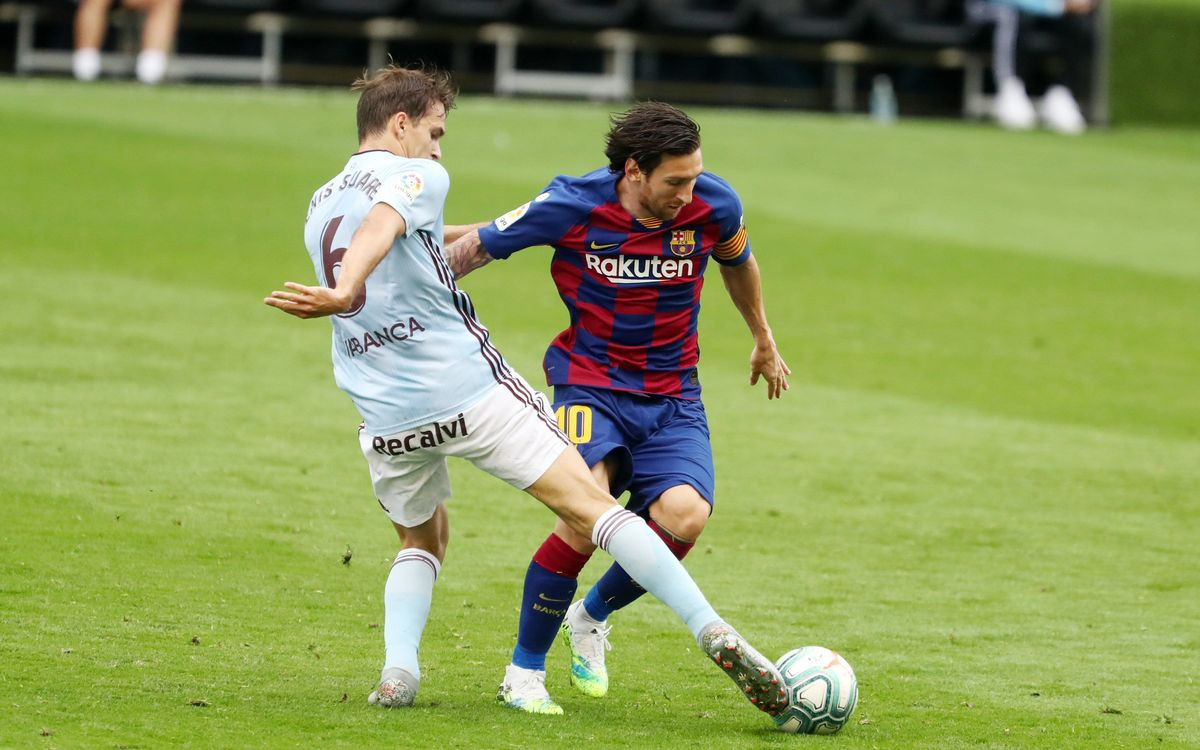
[604,101,701,175]
[352,65,457,142]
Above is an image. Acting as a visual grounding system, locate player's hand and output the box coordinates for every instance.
[1065,0,1096,13]
[263,282,351,319]
[749,343,791,400]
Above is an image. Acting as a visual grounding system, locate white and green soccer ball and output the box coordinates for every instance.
[772,646,858,735]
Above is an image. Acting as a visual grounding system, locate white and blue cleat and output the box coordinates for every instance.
[497,664,564,715]
[560,600,612,698]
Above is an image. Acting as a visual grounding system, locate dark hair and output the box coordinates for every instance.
[352,65,457,142]
[604,101,701,175]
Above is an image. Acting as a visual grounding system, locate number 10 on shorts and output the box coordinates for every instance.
[555,404,592,444]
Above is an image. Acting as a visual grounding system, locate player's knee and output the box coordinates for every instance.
[650,487,711,542]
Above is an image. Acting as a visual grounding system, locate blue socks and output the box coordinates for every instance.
[511,533,591,670]
[511,511,710,670]
[582,565,640,622]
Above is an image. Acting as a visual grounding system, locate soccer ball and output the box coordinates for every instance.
[772,646,858,735]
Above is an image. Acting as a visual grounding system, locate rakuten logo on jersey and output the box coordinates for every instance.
[584,254,696,285]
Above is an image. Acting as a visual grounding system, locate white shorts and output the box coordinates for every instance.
[359,379,571,528]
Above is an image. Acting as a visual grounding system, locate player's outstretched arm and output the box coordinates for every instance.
[265,203,406,319]
[444,221,490,245]
[719,256,791,400]
[443,229,493,280]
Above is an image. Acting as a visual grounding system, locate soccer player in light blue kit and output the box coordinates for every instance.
[264,66,787,717]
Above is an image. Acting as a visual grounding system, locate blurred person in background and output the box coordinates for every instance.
[969,0,1099,133]
[73,0,181,84]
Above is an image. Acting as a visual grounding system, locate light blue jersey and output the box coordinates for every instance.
[303,150,504,434]
[987,0,1065,16]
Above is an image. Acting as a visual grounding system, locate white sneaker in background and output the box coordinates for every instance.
[136,49,167,85]
[72,48,101,82]
[994,77,1037,131]
[1040,85,1087,135]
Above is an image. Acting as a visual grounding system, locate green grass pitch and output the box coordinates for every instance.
[0,78,1197,749]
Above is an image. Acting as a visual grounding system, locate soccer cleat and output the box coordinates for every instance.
[368,667,419,708]
[698,622,788,718]
[497,664,564,715]
[559,600,611,698]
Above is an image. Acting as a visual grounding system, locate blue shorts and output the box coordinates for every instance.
[552,385,715,516]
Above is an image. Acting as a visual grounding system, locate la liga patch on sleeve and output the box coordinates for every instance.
[385,171,424,205]
[493,201,530,232]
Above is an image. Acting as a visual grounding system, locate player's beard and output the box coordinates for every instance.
[646,198,683,221]
[656,204,684,221]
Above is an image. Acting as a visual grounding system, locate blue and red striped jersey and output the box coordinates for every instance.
[478,168,751,399]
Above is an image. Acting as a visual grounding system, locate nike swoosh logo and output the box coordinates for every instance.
[538,593,570,602]
[589,241,619,250]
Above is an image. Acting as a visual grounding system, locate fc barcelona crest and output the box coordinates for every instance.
[669,229,697,257]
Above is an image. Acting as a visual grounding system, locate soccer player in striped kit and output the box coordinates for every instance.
[265,69,785,717]
[444,102,790,713]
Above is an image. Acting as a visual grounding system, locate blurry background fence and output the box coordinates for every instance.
[0,1,1194,125]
